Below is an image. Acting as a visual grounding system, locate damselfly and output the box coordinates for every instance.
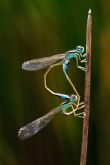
[18,93,85,140]
[22,46,86,72]
[18,46,86,140]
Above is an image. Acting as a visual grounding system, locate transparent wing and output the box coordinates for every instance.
[22,53,65,71]
[18,106,61,140]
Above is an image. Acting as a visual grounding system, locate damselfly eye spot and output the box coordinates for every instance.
[70,94,77,102]
[76,46,84,54]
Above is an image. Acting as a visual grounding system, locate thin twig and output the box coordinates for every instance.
[80,9,92,165]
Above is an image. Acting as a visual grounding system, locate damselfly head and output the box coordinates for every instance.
[76,46,84,54]
[70,94,77,102]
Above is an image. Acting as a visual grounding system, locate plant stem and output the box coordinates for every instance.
[80,9,92,165]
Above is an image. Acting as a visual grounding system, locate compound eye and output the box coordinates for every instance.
[70,94,77,102]
[74,95,78,101]
[76,46,84,53]
[76,46,81,51]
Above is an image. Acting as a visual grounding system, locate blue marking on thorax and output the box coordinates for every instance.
[61,101,71,111]
[65,50,78,60]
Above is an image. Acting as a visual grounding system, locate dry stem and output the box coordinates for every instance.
[80,9,92,165]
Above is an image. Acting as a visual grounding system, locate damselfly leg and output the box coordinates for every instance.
[62,101,85,118]
[44,63,85,117]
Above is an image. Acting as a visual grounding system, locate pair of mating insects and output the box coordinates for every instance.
[18,46,86,140]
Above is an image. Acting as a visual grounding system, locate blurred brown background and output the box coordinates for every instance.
[0,0,110,165]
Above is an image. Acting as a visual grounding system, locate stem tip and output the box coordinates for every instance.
[88,9,91,14]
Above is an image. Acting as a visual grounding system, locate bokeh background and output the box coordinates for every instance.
[0,0,110,165]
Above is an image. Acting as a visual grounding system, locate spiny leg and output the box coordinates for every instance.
[76,54,86,71]
[78,53,87,63]
[73,102,85,118]
[72,101,85,118]
[63,103,85,118]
